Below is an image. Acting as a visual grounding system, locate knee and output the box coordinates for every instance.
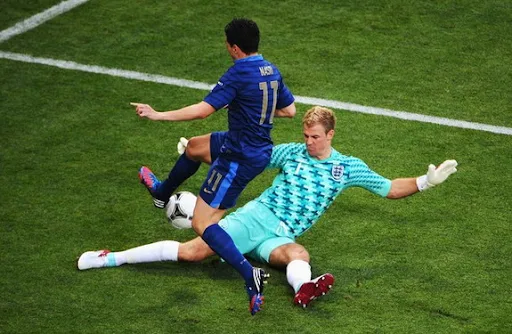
[185,136,205,161]
[269,243,310,267]
[288,245,310,262]
[179,240,211,262]
[191,219,208,236]
[186,136,200,151]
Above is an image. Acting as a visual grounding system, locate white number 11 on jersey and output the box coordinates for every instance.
[259,80,279,125]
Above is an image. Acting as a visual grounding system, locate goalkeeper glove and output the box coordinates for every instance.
[177,137,189,155]
[416,160,458,191]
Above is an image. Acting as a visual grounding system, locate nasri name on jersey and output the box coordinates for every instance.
[259,66,274,76]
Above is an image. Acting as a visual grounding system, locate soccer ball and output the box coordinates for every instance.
[166,191,196,229]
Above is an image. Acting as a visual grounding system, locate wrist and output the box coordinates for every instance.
[154,111,168,121]
[416,175,432,191]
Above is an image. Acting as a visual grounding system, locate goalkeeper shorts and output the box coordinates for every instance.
[218,200,295,263]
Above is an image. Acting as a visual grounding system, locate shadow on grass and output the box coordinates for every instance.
[126,258,245,281]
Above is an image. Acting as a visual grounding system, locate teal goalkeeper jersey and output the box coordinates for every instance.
[255,143,392,237]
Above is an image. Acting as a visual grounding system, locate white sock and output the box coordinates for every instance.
[286,259,312,293]
[113,240,179,265]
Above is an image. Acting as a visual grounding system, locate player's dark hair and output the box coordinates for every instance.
[225,18,260,54]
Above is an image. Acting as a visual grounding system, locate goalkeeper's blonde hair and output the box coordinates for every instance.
[302,106,336,133]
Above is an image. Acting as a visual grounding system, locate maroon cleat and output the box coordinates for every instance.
[294,273,335,308]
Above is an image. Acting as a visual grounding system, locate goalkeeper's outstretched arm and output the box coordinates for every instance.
[386,160,458,199]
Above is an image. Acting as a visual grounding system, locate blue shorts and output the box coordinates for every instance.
[199,132,268,210]
[218,200,295,263]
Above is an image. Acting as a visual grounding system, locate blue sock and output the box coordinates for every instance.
[202,224,254,283]
[158,154,200,199]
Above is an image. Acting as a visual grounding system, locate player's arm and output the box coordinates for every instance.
[274,102,296,118]
[266,143,300,169]
[386,160,458,199]
[386,178,419,199]
[131,101,216,121]
[274,78,296,118]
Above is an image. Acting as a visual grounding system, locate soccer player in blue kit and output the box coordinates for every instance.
[130,18,296,314]
[79,106,458,311]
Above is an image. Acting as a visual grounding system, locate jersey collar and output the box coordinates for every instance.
[235,54,263,63]
[305,145,337,162]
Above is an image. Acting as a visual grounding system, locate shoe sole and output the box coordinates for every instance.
[249,294,265,316]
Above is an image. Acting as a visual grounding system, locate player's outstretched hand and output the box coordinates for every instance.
[130,102,160,120]
[426,159,458,186]
[417,159,458,191]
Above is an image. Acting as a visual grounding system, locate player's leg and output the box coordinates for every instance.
[142,133,211,204]
[180,201,270,263]
[77,237,215,270]
[268,243,313,301]
[178,237,216,261]
[257,241,334,308]
[140,132,226,208]
[184,134,214,164]
[194,159,269,315]
[271,244,334,308]
[163,132,213,184]
[192,197,267,315]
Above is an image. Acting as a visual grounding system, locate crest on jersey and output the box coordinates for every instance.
[331,164,344,180]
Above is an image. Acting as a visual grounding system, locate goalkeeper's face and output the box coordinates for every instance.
[303,123,334,160]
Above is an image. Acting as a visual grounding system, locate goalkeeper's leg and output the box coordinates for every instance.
[267,243,335,308]
[77,237,214,270]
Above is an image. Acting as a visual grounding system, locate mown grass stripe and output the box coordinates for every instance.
[1,50,510,136]
[0,0,90,43]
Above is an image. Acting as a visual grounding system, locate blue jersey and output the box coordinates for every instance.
[255,143,392,237]
[203,55,295,163]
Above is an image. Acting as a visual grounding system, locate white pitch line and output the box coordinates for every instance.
[1,50,511,136]
[0,0,90,43]
[294,96,512,135]
[0,51,213,91]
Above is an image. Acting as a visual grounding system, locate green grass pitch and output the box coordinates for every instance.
[1,1,511,333]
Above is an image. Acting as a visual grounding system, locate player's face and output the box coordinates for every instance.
[303,123,334,160]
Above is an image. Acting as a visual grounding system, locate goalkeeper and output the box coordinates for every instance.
[78,106,458,309]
